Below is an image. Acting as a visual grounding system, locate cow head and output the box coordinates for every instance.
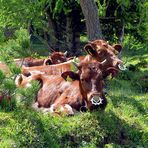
[15,71,44,88]
[61,61,116,110]
[84,40,125,71]
[44,51,67,65]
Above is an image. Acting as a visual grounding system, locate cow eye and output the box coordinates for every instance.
[92,66,96,70]
[99,50,107,56]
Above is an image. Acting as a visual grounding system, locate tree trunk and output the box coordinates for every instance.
[80,0,103,40]
[118,22,124,44]
[46,10,57,51]
[66,16,73,52]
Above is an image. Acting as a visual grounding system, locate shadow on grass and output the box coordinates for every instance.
[11,108,60,148]
[1,106,147,147]
[94,110,146,147]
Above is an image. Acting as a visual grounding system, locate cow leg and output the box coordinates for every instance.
[48,104,74,116]
[36,104,74,116]
[63,104,74,116]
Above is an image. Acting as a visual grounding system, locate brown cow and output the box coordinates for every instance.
[22,40,124,77]
[44,51,68,65]
[17,61,118,115]
[82,39,124,70]
[15,51,68,67]
[0,51,68,74]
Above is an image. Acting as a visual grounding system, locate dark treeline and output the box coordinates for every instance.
[0,0,147,55]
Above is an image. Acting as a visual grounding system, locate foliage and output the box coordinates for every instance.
[0,36,147,147]
[17,81,40,108]
[116,0,148,41]
[0,28,39,111]
[0,28,35,60]
[0,70,16,111]
[0,1,147,147]
[96,0,107,17]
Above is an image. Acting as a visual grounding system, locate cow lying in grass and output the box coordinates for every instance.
[16,61,118,115]
[0,51,68,74]
[22,39,125,77]
[15,51,68,67]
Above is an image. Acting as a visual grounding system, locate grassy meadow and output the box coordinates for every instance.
[0,40,147,147]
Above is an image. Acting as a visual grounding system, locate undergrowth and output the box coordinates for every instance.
[0,33,147,147]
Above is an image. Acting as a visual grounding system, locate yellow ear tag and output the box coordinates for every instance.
[71,57,79,72]
[114,50,119,55]
[66,76,73,82]
[108,74,112,80]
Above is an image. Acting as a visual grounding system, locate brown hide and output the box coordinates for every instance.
[44,52,67,65]
[22,60,72,76]
[22,40,123,77]
[15,57,45,67]
[83,39,123,70]
[18,62,111,115]
[15,51,68,67]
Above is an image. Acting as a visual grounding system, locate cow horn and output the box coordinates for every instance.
[64,51,68,56]
[101,59,107,65]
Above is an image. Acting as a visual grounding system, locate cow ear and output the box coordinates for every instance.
[61,71,80,81]
[84,44,97,55]
[15,74,26,87]
[103,67,119,79]
[113,44,122,53]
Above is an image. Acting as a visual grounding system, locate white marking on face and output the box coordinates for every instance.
[91,79,97,92]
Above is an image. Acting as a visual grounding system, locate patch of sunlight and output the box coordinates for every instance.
[109,84,135,98]
[0,138,16,147]
[80,35,88,42]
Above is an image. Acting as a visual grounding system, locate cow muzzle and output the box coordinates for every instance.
[90,95,103,106]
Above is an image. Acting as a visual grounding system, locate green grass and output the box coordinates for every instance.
[0,45,148,147]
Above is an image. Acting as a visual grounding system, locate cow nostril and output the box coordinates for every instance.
[81,78,84,82]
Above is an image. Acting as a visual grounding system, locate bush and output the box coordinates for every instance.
[17,81,40,108]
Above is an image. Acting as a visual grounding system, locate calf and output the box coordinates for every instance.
[17,61,117,115]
